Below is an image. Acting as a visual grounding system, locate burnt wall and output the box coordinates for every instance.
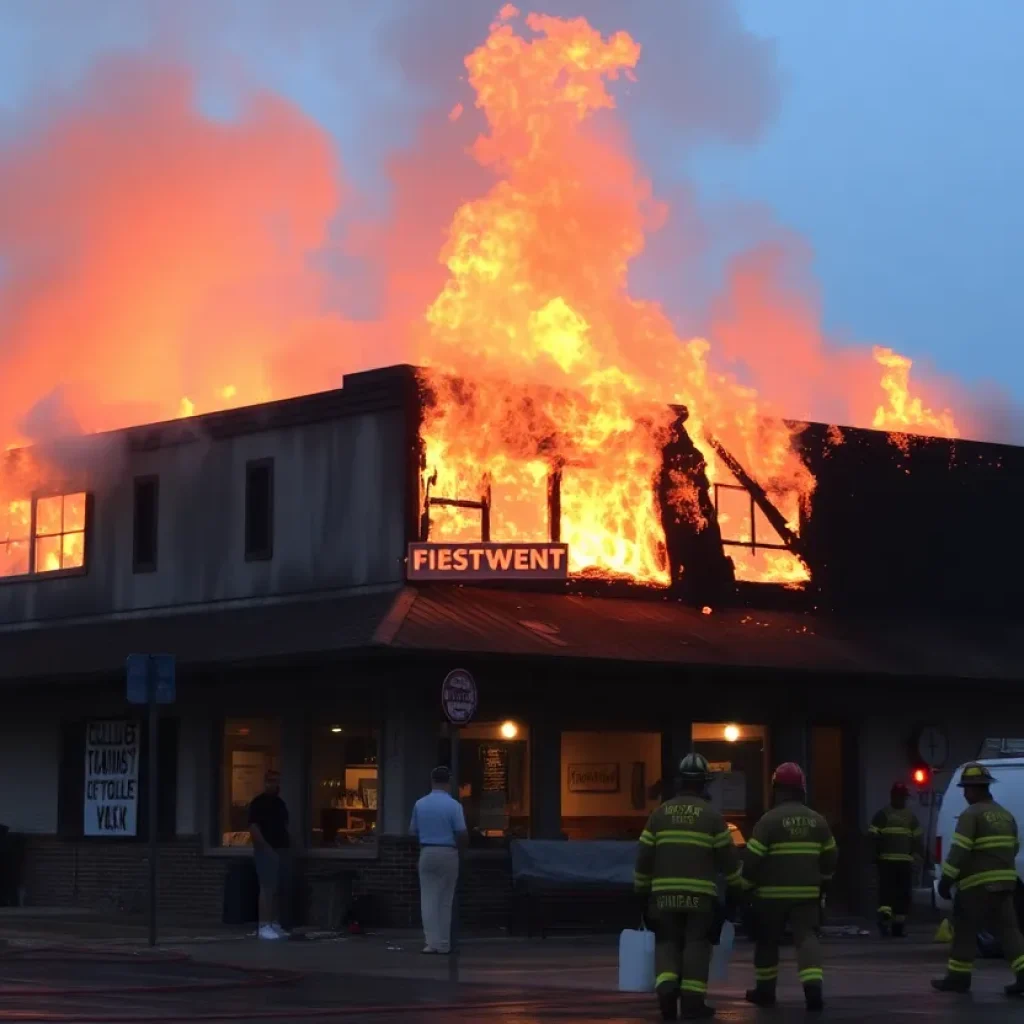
[798,424,1024,618]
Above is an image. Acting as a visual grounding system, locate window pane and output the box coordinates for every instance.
[244,461,274,559]
[310,725,378,848]
[0,540,29,577]
[561,730,660,841]
[35,496,64,537]
[220,718,282,847]
[437,721,531,845]
[35,535,62,573]
[63,493,87,533]
[62,532,85,569]
[1,499,31,543]
[716,486,752,545]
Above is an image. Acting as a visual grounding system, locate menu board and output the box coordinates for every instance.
[481,745,509,795]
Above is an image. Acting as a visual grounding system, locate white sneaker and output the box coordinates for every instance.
[258,925,282,940]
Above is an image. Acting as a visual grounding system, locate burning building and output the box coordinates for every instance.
[0,363,1023,928]
[0,4,1016,928]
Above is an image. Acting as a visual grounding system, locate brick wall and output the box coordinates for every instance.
[18,835,513,929]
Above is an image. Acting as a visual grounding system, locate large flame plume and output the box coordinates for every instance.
[0,7,966,586]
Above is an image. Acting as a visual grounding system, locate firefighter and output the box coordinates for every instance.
[869,780,924,937]
[634,752,747,1021]
[743,762,837,1013]
[932,762,1024,995]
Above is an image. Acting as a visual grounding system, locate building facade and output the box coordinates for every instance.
[2,363,1023,927]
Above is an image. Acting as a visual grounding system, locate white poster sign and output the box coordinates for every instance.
[84,720,140,836]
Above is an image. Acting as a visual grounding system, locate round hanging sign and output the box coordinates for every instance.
[441,669,478,726]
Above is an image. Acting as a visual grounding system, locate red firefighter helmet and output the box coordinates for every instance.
[772,762,807,790]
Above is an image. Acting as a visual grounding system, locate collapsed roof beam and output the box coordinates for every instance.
[706,435,806,559]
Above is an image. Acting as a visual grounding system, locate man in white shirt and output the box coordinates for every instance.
[410,765,468,954]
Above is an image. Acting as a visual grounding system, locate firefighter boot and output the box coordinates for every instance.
[744,984,776,1008]
[877,907,891,938]
[679,993,715,1020]
[1004,973,1024,997]
[657,990,679,1021]
[803,983,824,1012]
[931,974,971,993]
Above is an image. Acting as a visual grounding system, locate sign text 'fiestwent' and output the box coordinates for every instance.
[407,542,568,581]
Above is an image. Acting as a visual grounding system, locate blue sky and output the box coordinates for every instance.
[1,0,1021,400]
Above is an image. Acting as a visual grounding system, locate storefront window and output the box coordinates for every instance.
[692,722,769,845]
[310,724,379,848]
[220,718,281,846]
[560,731,661,841]
[438,721,530,846]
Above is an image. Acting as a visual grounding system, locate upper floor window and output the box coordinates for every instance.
[1,492,87,579]
[245,459,274,561]
[133,476,159,573]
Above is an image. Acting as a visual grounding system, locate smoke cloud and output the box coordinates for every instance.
[0,0,1010,460]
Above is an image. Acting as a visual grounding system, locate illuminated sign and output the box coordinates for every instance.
[407,542,569,581]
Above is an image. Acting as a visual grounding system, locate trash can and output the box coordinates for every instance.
[222,857,259,925]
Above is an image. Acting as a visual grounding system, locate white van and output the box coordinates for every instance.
[933,758,1024,955]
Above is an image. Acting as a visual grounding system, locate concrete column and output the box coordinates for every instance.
[175,716,201,836]
[530,718,562,839]
[281,712,305,838]
[381,686,437,835]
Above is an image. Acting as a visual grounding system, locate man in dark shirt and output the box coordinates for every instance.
[248,770,290,940]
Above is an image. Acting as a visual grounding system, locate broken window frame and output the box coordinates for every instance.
[712,481,790,556]
[419,468,563,544]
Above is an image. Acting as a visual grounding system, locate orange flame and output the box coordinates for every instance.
[872,346,960,442]
[0,10,973,590]
[418,10,812,586]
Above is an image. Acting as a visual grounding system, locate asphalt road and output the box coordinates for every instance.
[2,942,1024,1022]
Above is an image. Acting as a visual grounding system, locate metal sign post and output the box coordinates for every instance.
[448,724,461,986]
[126,654,176,948]
[441,669,477,986]
[147,662,158,948]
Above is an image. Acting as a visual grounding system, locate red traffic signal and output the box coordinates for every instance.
[912,767,929,787]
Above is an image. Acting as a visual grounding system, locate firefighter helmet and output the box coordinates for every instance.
[772,761,807,790]
[957,762,996,787]
[677,752,714,783]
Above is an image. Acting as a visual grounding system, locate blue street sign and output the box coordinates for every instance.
[126,654,176,705]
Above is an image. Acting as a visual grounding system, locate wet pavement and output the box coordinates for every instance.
[1,920,1024,1021]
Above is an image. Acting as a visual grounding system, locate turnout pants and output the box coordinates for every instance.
[948,889,1024,980]
[752,901,823,990]
[418,847,459,953]
[654,910,715,1002]
[877,861,913,924]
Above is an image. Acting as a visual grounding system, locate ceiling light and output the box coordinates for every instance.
[500,721,519,740]
[724,724,740,743]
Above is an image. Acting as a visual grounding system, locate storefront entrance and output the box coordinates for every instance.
[693,722,768,845]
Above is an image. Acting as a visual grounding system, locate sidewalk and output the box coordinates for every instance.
[0,907,949,994]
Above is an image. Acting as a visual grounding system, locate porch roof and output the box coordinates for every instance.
[2,583,1022,683]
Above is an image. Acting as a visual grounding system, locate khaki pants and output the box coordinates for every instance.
[418,847,459,952]
[948,889,1024,978]
[653,910,714,1001]
[752,901,823,989]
